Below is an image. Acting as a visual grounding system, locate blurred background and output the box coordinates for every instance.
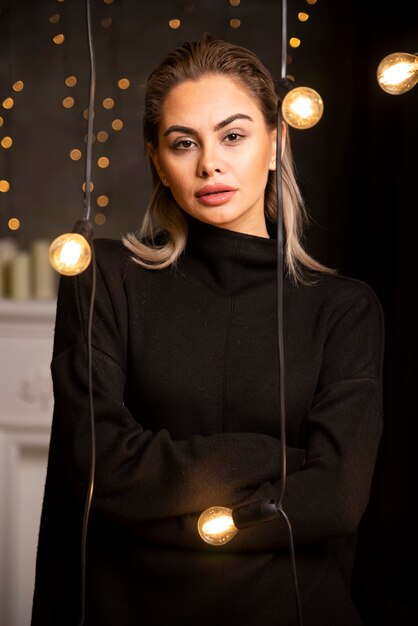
[0,0,417,625]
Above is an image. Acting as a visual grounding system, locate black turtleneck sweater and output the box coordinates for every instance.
[31,214,384,626]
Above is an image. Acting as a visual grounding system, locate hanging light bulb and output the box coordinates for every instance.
[282,86,323,129]
[377,52,418,95]
[276,78,323,130]
[49,234,91,276]
[198,500,280,546]
[197,507,238,545]
[49,218,94,276]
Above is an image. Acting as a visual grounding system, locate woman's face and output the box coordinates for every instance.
[149,74,278,237]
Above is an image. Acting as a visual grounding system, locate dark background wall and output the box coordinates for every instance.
[1,1,417,624]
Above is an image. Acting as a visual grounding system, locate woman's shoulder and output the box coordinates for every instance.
[92,237,127,263]
[92,237,139,279]
[90,237,168,302]
[294,270,384,324]
[309,270,380,298]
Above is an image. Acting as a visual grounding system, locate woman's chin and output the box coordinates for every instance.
[184,206,246,230]
[183,207,268,237]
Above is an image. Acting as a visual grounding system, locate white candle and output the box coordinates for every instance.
[0,259,4,297]
[0,238,18,263]
[10,251,31,300]
[0,238,18,298]
[31,239,57,299]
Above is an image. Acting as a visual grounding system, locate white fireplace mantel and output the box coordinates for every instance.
[0,298,56,626]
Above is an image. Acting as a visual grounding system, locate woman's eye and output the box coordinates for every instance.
[224,132,243,143]
[173,139,195,150]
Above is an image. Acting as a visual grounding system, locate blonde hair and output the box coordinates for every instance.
[123,34,334,282]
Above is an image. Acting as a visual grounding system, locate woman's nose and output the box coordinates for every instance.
[198,144,223,177]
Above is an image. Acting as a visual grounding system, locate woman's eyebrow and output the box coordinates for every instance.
[163,113,254,137]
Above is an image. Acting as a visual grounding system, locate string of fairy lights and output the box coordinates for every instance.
[0,80,24,232]
[1,0,127,236]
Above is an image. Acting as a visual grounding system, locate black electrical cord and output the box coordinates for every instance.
[274,0,303,624]
[275,105,303,626]
[277,0,287,508]
[78,247,96,626]
[77,0,97,624]
[231,102,303,626]
[84,0,96,223]
[275,113,286,508]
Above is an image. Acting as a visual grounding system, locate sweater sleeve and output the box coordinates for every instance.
[136,279,385,553]
[232,283,385,551]
[49,242,305,528]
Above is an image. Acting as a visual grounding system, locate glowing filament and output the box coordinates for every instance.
[382,62,414,84]
[377,52,418,94]
[291,96,313,117]
[282,86,323,129]
[49,233,92,276]
[197,506,238,545]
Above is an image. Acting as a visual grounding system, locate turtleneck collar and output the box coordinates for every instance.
[182,212,279,294]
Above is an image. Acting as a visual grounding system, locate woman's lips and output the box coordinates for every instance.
[196,184,237,206]
[197,190,237,206]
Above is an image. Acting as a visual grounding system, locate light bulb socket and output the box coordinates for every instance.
[276,78,299,102]
[232,498,279,530]
[73,218,94,241]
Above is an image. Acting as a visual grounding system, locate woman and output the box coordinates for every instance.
[32,35,384,626]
